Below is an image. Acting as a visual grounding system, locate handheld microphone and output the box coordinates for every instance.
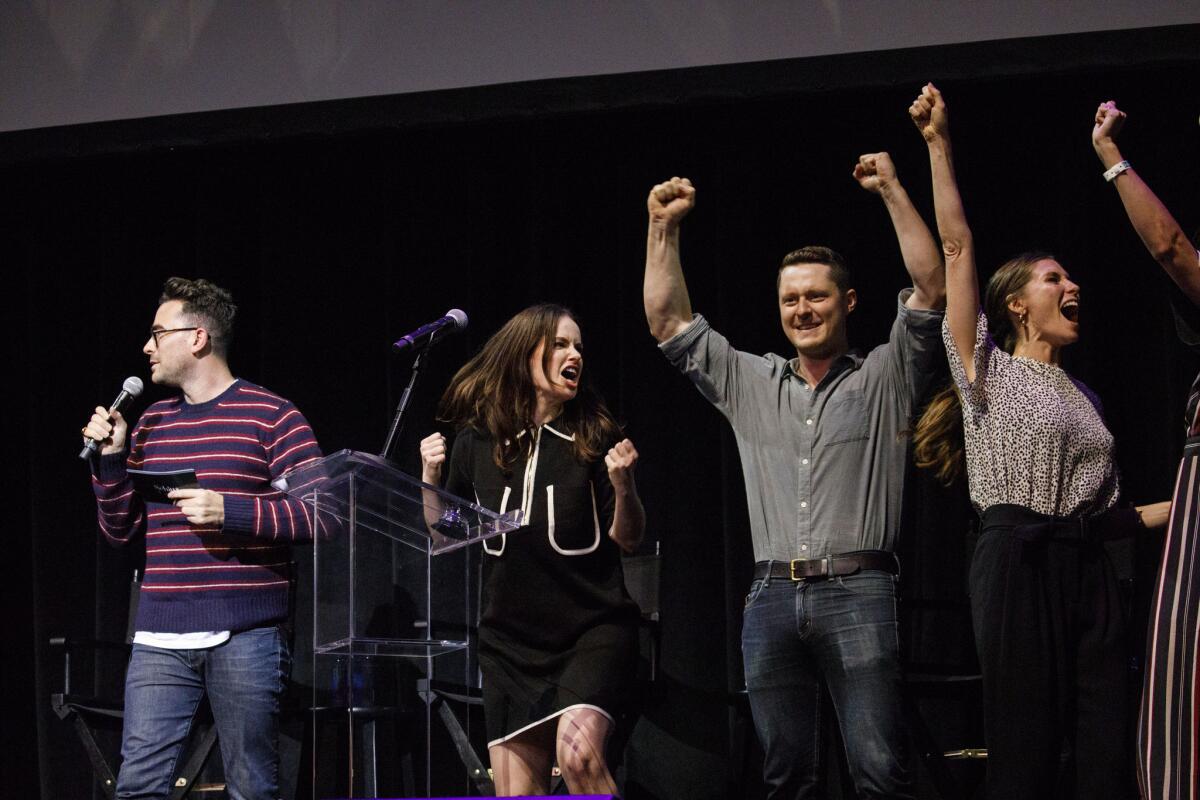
[79,376,144,460]
[392,309,468,353]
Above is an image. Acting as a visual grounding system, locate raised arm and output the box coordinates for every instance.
[645,177,697,342]
[911,83,979,380]
[1092,101,1200,306]
[853,152,946,310]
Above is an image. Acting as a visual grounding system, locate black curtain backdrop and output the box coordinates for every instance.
[6,26,1199,799]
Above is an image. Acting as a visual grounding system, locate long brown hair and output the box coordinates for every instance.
[912,252,1054,485]
[437,303,621,470]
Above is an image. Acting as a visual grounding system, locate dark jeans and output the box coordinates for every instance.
[741,569,914,800]
[972,504,1134,799]
[116,626,291,800]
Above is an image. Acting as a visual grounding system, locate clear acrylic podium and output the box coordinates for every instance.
[275,449,522,798]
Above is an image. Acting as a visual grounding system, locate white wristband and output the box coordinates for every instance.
[1103,160,1131,183]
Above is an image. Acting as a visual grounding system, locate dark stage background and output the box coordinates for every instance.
[5,25,1199,799]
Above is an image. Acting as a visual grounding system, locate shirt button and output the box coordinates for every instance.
[800,544,809,551]
[802,458,809,465]
[800,501,808,508]
[805,418,813,425]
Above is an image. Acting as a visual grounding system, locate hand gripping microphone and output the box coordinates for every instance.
[79,376,144,460]
[392,309,468,353]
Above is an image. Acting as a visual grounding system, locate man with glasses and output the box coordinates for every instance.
[81,277,323,800]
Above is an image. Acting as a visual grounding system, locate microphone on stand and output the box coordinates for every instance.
[380,310,468,460]
[79,376,144,460]
[392,309,468,353]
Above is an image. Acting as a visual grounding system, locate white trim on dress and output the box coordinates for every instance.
[547,482,602,556]
[483,486,511,556]
[543,423,575,441]
[487,703,616,748]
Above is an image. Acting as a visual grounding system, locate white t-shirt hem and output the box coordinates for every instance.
[133,630,231,649]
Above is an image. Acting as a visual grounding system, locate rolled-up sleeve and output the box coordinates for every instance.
[873,288,946,407]
[660,314,747,418]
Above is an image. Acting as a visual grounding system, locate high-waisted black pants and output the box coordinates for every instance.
[972,504,1137,799]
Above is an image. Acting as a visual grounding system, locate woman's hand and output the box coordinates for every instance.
[1092,100,1127,165]
[605,438,644,553]
[605,439,639,493]
[420,432,447,485]
[1136,501,1171,531]
[909,82,948,143]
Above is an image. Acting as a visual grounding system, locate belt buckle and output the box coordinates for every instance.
[789,557,832,581]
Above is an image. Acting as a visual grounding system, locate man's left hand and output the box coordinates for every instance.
[168,488,226,526]
[852,152,898,195]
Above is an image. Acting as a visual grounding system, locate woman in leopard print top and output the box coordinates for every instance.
[909,84,1167,799]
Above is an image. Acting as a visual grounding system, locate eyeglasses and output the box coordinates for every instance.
[149,327,198,345]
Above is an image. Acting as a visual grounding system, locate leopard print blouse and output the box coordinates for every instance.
[944,310,1120,518]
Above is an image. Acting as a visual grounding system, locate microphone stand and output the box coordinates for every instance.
[380,347,429,462]
[381,317,464,462]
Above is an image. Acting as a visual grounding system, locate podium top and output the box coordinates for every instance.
[272,449,522,554]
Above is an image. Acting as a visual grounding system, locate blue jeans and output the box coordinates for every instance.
[742,570,914,800]
[116,626,291,800]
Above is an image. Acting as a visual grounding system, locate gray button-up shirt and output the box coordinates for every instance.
[661,289,944,562]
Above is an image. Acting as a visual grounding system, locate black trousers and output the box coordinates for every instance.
[971,504,1136,800]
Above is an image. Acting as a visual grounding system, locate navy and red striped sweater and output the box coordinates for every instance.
[91,379,323,633]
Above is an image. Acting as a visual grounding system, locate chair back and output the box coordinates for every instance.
[622,550,661,620]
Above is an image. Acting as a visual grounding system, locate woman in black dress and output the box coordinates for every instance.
[419,303,644,796]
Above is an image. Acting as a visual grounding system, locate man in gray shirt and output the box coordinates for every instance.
[643,156,945,799]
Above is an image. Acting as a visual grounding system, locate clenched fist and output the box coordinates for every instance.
[852,152,898,195]
[604,438,639,493]
[420,432,447,485]
[910,83,948,143]
[1092,100,1127,156]
[647,177,695,228]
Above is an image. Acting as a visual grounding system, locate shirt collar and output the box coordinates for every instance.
[783,351,862,388]
[513,420,576,441]
[543,422,575,441]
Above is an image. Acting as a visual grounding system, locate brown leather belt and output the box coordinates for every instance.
[753,550,898,582]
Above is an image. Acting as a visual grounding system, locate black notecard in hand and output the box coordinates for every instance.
[128,468,200,504]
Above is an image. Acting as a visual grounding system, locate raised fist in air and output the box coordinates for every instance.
[647,177,695,228]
